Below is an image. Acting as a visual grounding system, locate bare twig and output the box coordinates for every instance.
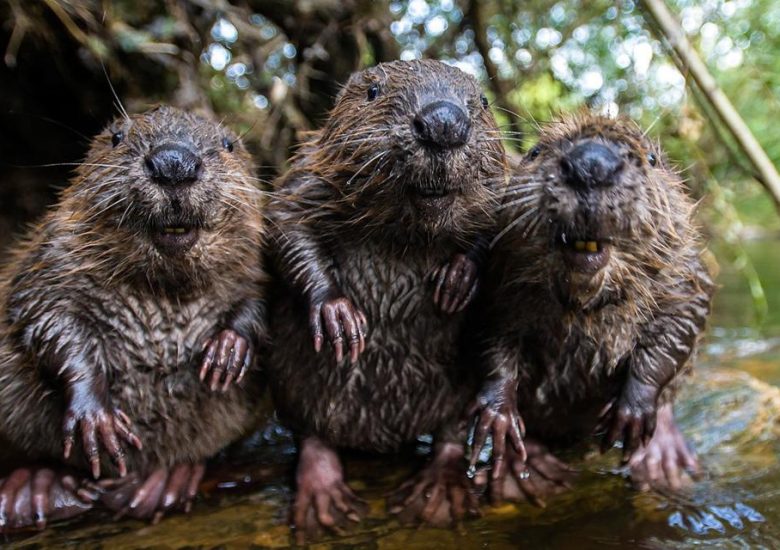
[641,0,780,212]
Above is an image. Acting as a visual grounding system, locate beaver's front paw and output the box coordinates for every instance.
[599,376,659,458]
[199,329,252,392]
[467,377,526,476]
[388,442,479,526]
[63,401,142,479]
[431,253,479,313]
[309,296,367,364]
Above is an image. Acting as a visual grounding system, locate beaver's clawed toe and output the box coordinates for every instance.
[431,253,479,314]
[199,329,252,392]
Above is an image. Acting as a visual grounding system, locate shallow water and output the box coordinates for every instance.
[9,238,780,549]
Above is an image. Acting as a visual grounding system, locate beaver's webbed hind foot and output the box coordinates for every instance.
[0,467,95,532]
[388,441,479,526]
[291,436,366,544]
[627,402,699,491]
[92,462,205,524]
[476,438,575,507]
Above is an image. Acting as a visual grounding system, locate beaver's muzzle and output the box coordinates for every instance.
[560,140,623,191]
[412,100,470,149]
[145,144,203,187]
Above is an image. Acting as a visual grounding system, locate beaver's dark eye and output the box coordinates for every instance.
[111,131,124,148]
[480,94,489,109]
[222,137,234,152]
[367,83,380,101]
[528,145,541,160]
[647,152,657,166]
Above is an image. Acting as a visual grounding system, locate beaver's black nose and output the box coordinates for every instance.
[413,100,471,149]
[145,144,202,186]
[561,141,623,190]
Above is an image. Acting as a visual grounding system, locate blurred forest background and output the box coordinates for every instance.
[1,0,779,322]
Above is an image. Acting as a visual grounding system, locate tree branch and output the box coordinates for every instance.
[641,0,780,211]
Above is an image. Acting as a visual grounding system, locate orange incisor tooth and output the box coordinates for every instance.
[574,241,586,251]
[585,241,598,253]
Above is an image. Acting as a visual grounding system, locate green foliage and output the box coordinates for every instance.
[193,0,780,322]
[8,0,778,322]
[385,1,779,224]
[509,72,577,127]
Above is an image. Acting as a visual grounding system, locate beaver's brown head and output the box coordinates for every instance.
[498,113,697,310]
[62,106,262,289]
[307,59,505,239]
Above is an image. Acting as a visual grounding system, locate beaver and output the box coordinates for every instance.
[0,105,268,530]
[265,59,506,538]
[467,113,715,502]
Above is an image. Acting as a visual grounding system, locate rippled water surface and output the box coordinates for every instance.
[9,238,780,549]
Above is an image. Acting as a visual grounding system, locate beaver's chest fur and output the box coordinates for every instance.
[491,284,639,442]
[267,237,474,452]
[0,275,265,473]
[101,287,265,467]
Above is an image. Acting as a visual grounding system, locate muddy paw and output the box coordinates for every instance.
[292,437,366,543]
[627,403,699,491]
[431,253,479,313]
[63,403,143,479]
[199,329,252,391]
[388,442,479,527]
[93,462,205,524]
[478,440,575,507]
[0,467,95,532]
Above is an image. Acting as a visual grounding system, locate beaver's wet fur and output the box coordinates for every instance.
[265,59,506,539]
[0,106,268,529]
[471,113,714,502]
